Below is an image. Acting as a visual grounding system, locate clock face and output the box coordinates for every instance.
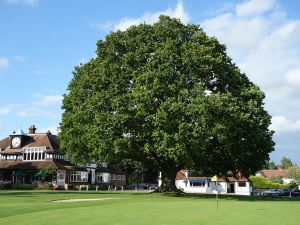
[12,137,21,148]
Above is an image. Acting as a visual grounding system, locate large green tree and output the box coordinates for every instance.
[59,16,274,192]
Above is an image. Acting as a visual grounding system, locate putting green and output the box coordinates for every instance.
[0,191,299,225]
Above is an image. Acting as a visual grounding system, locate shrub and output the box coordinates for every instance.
[35,183,54,190]
[268,176,283,184]
[67,184,80,190]
[11,184,34,190]
[250,176,290,189]
[289,181,298,189]
[0,183,12,190]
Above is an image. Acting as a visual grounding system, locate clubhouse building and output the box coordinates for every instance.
[0,125,126,189]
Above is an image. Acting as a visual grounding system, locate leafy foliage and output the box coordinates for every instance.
[286,166,300,181]
[268,176,283,184]
[59,16,274,191]
[265,160,277,170]
[249,176,289,189]
[280,156,294,169]
[114,159,158,184]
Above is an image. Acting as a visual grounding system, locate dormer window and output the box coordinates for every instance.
[23,148,46,161]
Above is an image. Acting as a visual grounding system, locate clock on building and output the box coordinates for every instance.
[11,137,21,148]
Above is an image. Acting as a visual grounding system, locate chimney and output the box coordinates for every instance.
[28,125,37,134]
[278,165,283,170]
[184,170,189,177]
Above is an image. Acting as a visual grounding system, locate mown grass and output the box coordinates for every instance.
[0,191,299,225]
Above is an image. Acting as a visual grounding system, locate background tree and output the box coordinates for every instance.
[59,16,274,192]
[267,161,277,170]
[280,156,294,169]
[286,166,300,181]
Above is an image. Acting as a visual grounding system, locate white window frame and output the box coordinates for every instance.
[238,182,246,187]
[96,173,103,182]
[23,147,46,161]
[70,171,88,182]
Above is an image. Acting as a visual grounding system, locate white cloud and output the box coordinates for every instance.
[236,0,277,17]
[286,68,300,86]
[33,70,44,75]
[88,21,113,31]
[5,0,39,7]
[0,121,4,132]
[0,106,12,115]
[39,126,59,135]
[14,55,25,62]
[34,95,63,106]
[270,116,300,133]
[201,0,300,127]
[0,57,9,71]
[201,0,300,161]
[17,108,58,118]
[17,108,40,117]
[115,1,190,31]
[203,13,272,59]
[91,1,190,32]
[202,2,235,17]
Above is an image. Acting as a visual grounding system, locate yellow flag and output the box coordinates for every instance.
[211,175,218,182]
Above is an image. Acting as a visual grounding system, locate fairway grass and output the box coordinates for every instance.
[0,191,299,225]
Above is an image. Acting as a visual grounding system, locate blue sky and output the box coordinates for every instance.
[1,0,300,164]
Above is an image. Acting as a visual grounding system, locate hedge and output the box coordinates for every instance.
[249,176,290,189]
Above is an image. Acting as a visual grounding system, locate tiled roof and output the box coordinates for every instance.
[175,170,249,182]
[258,169,286,178]
[26,133,59,150]
[0,160,86,171]
[0,137,10,151]
[0,133,60,154]
[176,169,187,179]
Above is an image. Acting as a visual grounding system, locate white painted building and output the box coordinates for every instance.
[159,170,252,195]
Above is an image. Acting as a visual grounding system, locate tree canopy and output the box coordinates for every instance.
[267,161,277,170]
[280,156,294,169]
[286,166,300,182]
[59,16,274,191]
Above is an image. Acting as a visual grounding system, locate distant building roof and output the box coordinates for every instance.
[175,170,249,182]
[257,169,286,178]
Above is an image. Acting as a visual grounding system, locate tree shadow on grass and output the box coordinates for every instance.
[0,190,132,197]
[155,192,300,202]
[2,190,299,202]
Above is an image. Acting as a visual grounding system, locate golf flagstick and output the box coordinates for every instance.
[211,175,219,211]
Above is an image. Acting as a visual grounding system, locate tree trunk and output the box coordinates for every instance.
[156,165,181,193]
